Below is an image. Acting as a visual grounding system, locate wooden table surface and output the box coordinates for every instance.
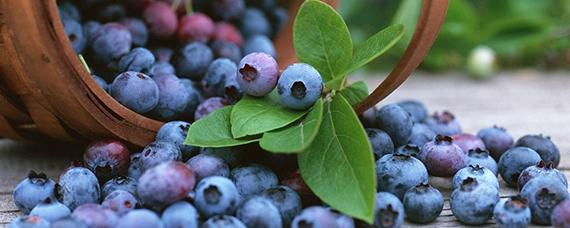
[1,71,569,227]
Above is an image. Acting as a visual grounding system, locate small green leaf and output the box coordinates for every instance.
[339,81,369,106]
[184,107,260,147]
[260,99,324,153]
[346,24,404,74]
[294,0,352,89]
[298,95,376,223]
[231,92,308,138]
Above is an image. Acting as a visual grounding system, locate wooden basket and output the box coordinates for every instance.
[0,0,448,147]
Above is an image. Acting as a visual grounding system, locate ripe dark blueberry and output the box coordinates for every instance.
[63,19,86,54]
[425,111,462,136]
[249,0,277,12]
[194,176,240,218]
[140,141,182,171]
[237,52,279,97]
[9,215,50,228]
[120,18,149,47]
[90,23,132,65]
[208,0,246,21]
[58,1,80,21]
[92,75,108,92]
[230,164,278,197]
[376,145,428,200]
[373,192,404,228]
[96,3,127,23]
[83,20,101,47]
[407,123,435,148]
[240,8,271,38]
[236,196,282,228]
[360,107,378,128]
[177,13,215,43]
[465,148,498,175]
[202,215,246,228]
[268,7,288,38]
[13,171,57,214]
[243,35,276,57]
[518,160,567,191]
[102,176,137,198]
[202,58,238,98]
[277,63,323,110]
[493,195,531,228]
[109,71,159,114]
[224,69,243,104]
[213,22,244,47]
[200,147,245,168]
[161,201,199,228]
[148,61,175,76]
[186,154,230,182]
[210,40,242,63]
[156,121,196,161]
[127,153,143,180]
[83,139,130,182]
[477,126,514,160]
[367,128,394,160]
[152,47,174,62]
[452,165,499,190]
[397,100,428,123]
[149,74,191,121]
[375,104,414,147]
[261,185,302,226]
[173,42,214,80]
[452,133,486,153]
[137,162,195,209]
[29,198,70,223]
[57,166,100,210]
[195,97,228,120]
[520,176,570,225]
[450,178,499,225]
[498,147,542,187]
[116,209,163,228]
[515,134,561,168]
[118,47,155,73]
[403,183,443,224]
[143,1,177,40]
[291,206,354,228]
[71,204,119,228]
[180,79,204,119]
[101,190,138,216]
[419,135,465,177]
[551,200,570,227]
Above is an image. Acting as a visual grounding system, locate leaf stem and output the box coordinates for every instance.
[184,0,193,16]
[171,0,181,10]
[78,55,91,74]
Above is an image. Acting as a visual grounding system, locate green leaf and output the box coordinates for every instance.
[346,24,404,74]
[338,81,369,106]
[294,0,352,90]
[392,0,422,51]
[231,92,308,138]
[184,107,260,147]
[298,95,376,223]
[260,99,324,153]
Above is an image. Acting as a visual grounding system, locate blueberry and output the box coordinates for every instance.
[58,1,80,21]
[243,35,276,57]
[277,63,323,110]
[374,192,404,228]
[210,40,242,63]
[498,147,542,187]
[109,71,159,114]
[62,19,85,54]
[465,148,498,175]
[149,74,191,121]
[140,141,182,171]
[50,217,87,228]
[156,121,196,161]
[83,139,130,182]
[230,164,278,197]
[101,190,138,216]
[116,209,164,228]
[240,8,271,38]
[419,135,465,177]
[551,200,570,227]
[92,75,108,92]
[143,1,177,40]
[477,126,514,160]
[360,107,378,128]
[261,185,302,226]
[493,195,531,228]
[137,162,195,209]
[407,123,435,148]
[202,215,246,228]
[128,153,143,180]
[515,134,561,168]
[236,196,282,228]
[9,215,50,228]
[194,176,240,217]
[200,147,245,168]
[148,61,175,76]
[237,52,279,97]
[213,22,244,47]
[425,111,462,136]
[375,104,414,147]
[71,204,119,228]
[180,79,204,119]
[403,183,443,224]
[291,206,354,228]
[268,7,288,38]
[29,199,70,223]
[176,13,215,43]
[57,166,100,210]
[450,178,499,225]
[173,42,214,80]
[82,21,101,46]
[452,133,486,153]
[452,165,499,190]
[376,145,428,200]
[521,176,569,225]
[202,58,238,98]
[194,97,228,120]
[366,128,394,160]
[224,69,243,104]
[120,18,148,47]
[186,154,230,182]
[152,47,174,62]
[248,0,277,12]
[101,176,138,198]
[96,3,127,22]
[90,23,132,65]
[118,48,155,73]
[161,201,199,228]
[208,0,246,21]
[13,171,57,214]
[518,160,567,191]
[397,100,428,123]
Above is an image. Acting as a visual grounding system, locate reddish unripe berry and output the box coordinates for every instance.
[143,1,178,39]
[213,22,243,47]
[177,13,215,43]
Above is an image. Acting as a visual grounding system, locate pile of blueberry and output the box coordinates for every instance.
[59,0,289,121]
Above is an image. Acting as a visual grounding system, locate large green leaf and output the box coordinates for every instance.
[184,107,260,147]
[260,99,324,153]
[339,81,369,106]
[298,95,376,223]
[294,0,352,90]
[231,92,308,138]
[346,24,404,74]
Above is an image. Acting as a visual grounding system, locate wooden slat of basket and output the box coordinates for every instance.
[0,88,30,123]
[0,116,24,140]
[18,94,77,142]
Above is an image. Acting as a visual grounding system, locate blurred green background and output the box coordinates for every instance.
[340,0,570,74]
